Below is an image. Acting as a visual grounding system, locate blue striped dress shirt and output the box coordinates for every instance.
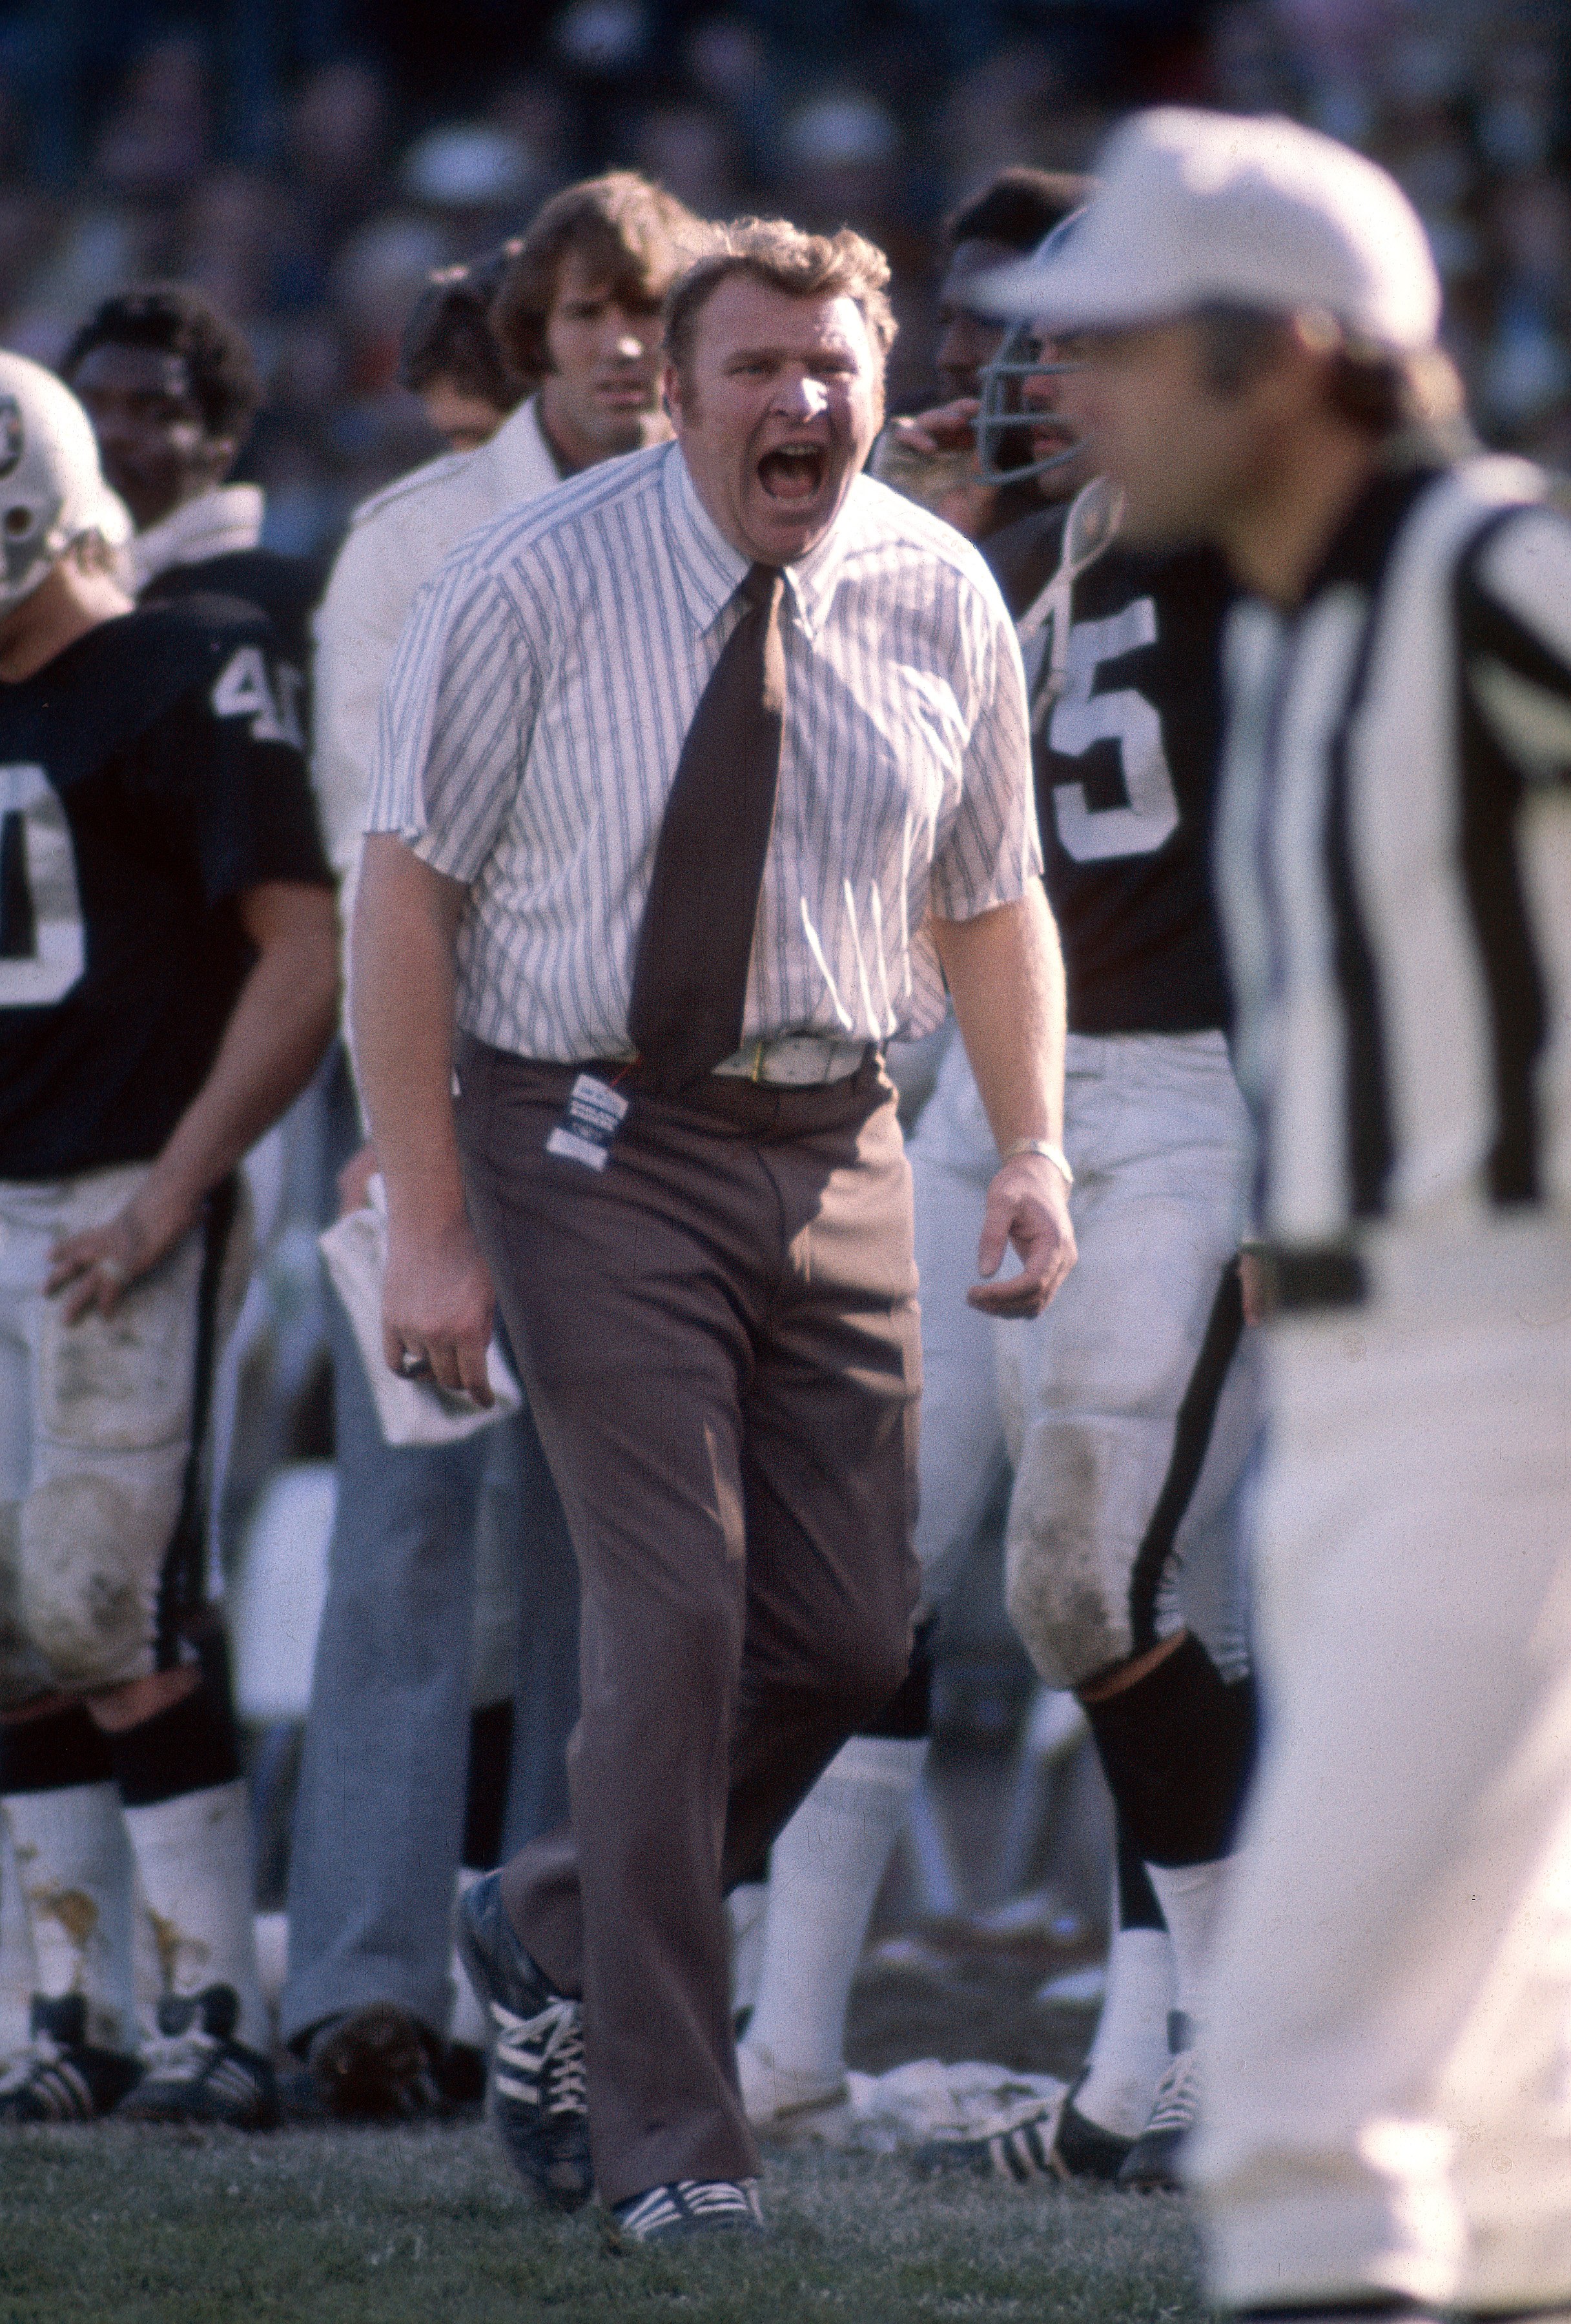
[365,438,1041,1062]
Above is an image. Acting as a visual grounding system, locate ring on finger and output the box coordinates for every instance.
[398,1347,434,1380]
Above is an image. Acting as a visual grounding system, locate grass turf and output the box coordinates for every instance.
[0,2119,1206,2324]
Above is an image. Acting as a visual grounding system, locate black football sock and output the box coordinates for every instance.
[1080,1631,1257,1870]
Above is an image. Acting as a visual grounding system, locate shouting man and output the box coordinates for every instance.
[353,219,1074,2241]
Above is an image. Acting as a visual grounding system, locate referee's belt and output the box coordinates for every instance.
[1256,1220,1571,1320]
[711,1035,872,1086]
[1253,1243,1368,1315]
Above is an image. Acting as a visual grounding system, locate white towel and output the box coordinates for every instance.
[318,1177,521,1445]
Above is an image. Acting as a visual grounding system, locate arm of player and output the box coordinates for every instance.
[46,881,340,1321]
[349,832,495,1404]
[931,886,1076,1319]
[870,397,998,539]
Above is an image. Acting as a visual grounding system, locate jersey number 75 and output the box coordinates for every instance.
[1047,598,1181,863]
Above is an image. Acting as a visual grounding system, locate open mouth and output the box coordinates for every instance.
[1028,422,1076,461]
[757,443,827,502]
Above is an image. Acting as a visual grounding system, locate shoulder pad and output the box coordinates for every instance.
[58,600,296,763]
[130,591,280,658]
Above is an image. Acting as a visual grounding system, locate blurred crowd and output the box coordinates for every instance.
[0,0,1561,566]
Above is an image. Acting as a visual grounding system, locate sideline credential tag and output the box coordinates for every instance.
[545,1072,630,1173]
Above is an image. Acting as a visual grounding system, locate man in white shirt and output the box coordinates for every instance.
[311,172,703,905]
[283,173,703,2123]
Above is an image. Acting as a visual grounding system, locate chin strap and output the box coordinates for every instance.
[1016,474,1125,731]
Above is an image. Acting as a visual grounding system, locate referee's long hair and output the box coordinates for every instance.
[1195,301,1473,458]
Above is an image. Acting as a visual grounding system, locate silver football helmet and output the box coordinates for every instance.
[975,210,1085,489]
[0,352,130,609]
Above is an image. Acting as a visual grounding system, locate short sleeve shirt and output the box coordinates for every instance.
[365,442,1040,1061]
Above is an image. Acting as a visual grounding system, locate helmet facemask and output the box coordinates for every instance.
[975,321,1084,489]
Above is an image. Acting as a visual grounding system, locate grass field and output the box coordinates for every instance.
[0,2118,1206,2324]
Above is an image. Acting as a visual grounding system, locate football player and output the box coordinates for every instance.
[869,167,1089,544]
[0,354,336,2126]
[62,283,321,669]
[738,223,1260,2192]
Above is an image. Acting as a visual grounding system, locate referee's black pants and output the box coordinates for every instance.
[455,1039,920,2205]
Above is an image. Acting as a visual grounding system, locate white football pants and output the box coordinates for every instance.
[1194,1221,1571,2312]
[907,1031,1009,1603]
[996,1030,1258,1689]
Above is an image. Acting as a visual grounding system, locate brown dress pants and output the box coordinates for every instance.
[454,1039,921,2205]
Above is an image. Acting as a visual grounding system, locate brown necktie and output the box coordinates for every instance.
[627,562,786,1096]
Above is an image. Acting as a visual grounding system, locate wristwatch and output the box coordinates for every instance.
[1003,1136,1073,1188]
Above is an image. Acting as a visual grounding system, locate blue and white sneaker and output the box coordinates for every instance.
[612,2178,766,2243]
[455,1870,591,2212]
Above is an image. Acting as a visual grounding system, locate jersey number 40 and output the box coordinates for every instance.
[0,764,84,1006]
[1047,598,1180,862]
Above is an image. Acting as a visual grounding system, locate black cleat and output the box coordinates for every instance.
[914,2069,1136,2187]
[0,1995,142,2123]
[118,1984,279,2130]
[1051,2071,1139,2181]
[611,2178,766,2243]
[916,2102,1062,2184]
[455,1870,591,2212]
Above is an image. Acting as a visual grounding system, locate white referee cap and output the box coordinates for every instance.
[976,108,1443,355]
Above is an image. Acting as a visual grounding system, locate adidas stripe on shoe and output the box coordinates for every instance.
[1117,2043,1197,2190]
[455,1870,591,2212]
[915,2099,1062,2186]
[117,1985,279,2130]
[0,1995,142,2123]
[613,2179,766,2243]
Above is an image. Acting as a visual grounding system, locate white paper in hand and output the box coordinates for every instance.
[318,1177,521,1445]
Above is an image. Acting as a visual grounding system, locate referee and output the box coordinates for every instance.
[353,219,1074,2241]
[1000,112,1571,2319]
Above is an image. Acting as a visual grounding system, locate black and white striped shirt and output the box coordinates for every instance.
[365,440,1039,1062]
[1215,454,1571,1247]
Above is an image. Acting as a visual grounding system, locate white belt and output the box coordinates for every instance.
[712,1035,870,1086]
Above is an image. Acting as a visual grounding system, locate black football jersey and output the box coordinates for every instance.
[139,546,324,676]
[987,502,1235,1036]
[0,596,331,1180]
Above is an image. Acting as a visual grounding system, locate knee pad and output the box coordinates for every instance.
[1005,1420,1141,1689]
[18,1469,171,1689]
